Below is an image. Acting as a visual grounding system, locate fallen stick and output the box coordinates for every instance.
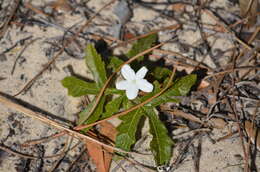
[0,93,129,154]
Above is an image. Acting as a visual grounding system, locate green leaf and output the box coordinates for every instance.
[122,94,129,109]
[61,76,124,97]
[108,56,124,72]
[105,88,124,95]
[115,101,144,151]
[153,67,172,80]
[102,96,123,119]
[167,74,197,96]
[78,99,96,125]
[61,76,99,97]
[78,96,106,131]
[85,44,107,88]
[147,74,197,107]
[126,34,157,61]
[143,107,173,166]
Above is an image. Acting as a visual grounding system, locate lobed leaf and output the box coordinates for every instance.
[115,101,144,151]
[143,107,173,166]
[62,76,124,97]
[61,76,99,97]
[108,56,124,72]
[85,44,107,88]
[147,74,197,107]
[78,96,106,131]
[153,67,172,80]
[102,96,124,119]
[126,34,157,61]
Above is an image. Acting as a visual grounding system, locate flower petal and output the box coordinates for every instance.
[121,64,136,81]
[136,79,153,92]
[136,66,148,79]
[116,80,130,90]
[125,84,139,100]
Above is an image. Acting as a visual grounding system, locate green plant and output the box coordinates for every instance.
[61,34,197,166]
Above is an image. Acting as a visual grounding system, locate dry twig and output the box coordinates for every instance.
[0,94,130,155]
[14,0,117,96]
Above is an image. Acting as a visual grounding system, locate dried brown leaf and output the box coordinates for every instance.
[98,122,117,170]
[85,122,117,172]
[85,141,106,172]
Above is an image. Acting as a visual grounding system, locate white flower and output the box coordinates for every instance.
[116,64,153,100]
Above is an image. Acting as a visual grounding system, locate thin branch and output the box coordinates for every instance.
[21,132,66,147]
[203,9,258,53]
[11,38,39,75]
[204,66,260,80]
[0,144,38,159]
[0,94,130,155]
[154,49,214,72]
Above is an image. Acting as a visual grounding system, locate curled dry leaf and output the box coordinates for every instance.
[244,121,260,151]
